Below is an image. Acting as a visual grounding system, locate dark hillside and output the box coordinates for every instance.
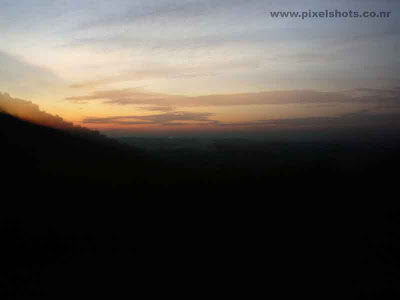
[1,112,141,297]
[1,111,400,298]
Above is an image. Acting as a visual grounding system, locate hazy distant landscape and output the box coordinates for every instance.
[119,135,400,173]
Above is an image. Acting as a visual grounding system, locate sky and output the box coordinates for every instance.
[0,0,400,136]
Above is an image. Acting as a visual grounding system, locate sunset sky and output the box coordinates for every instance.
[1,0,399,136]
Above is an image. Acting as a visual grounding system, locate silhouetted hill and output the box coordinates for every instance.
[1,111,154,185]
[1,112,142,297]
[2,111,400,298]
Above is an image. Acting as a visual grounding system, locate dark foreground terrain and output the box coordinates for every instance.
[1,111,400,298]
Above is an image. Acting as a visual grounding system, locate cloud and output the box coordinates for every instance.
[82,111,217,126]
[219,109,400,130]
[66,88,184,105]
[76,0,266,30]
[0,92,72,128]
[65,29,274,55]
[351,87,400,99]
[138,105,175,112]
[69,65,213,89]
[69,58,259,89]
[0,51,64,93]
[80,106,400,132]
[0,92,99,136]
[66,87,400,108]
